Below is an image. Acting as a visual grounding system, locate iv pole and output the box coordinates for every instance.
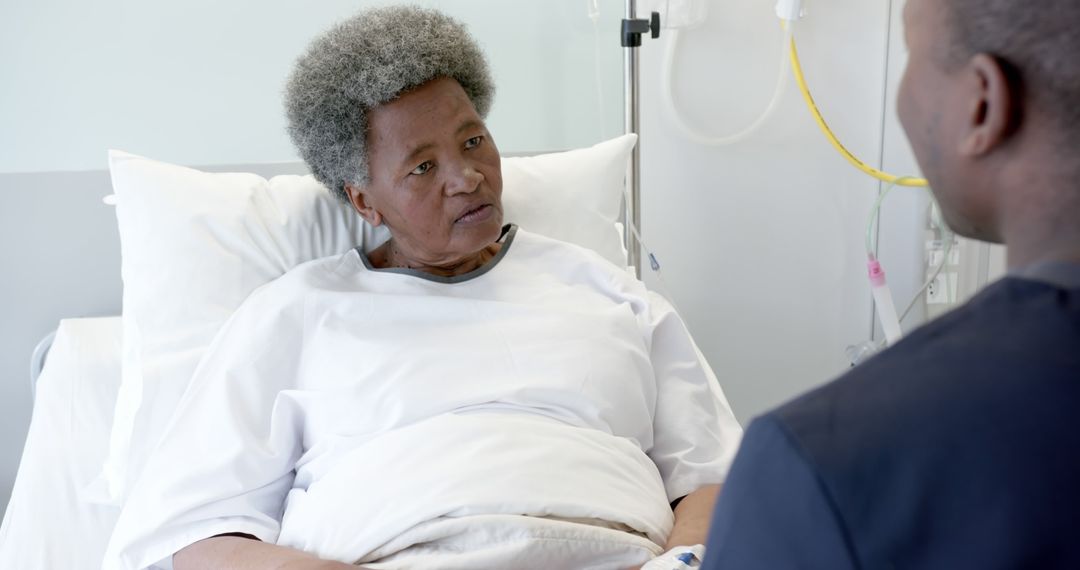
[622,2,659,278]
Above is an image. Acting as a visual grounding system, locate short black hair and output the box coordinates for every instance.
[944,0,1080,146]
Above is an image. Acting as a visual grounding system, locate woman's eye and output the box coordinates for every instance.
[410,161,433,176]
[464,136,483,150]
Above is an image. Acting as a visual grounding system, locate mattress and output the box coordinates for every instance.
[0,317,123,568]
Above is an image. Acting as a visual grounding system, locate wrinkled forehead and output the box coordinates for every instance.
[365,78,484,164]
[370,79,476,132]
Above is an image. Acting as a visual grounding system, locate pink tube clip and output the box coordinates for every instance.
[867,258,887,288]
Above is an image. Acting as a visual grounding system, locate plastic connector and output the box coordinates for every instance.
[622,12,661,47]
[867,258,887,288]
[867,257,904,346]
[775,0,806,22]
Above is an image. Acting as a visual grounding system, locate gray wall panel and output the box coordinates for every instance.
[0,170,122,512]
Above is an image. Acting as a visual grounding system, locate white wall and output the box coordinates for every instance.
[0,0,624,174]
[638,0,922,422]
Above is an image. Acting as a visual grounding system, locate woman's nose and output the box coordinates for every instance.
[445,165,483,196]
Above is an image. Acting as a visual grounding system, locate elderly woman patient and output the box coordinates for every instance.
[104,6,741,570]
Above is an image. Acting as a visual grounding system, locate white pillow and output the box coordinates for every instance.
[87,134,637,505]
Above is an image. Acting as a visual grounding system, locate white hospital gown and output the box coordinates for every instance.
[103,226,742,570]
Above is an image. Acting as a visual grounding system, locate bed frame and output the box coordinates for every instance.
[29,331,56,404]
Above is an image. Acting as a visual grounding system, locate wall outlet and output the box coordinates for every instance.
[924,274,941,304]
[926,273,955,305]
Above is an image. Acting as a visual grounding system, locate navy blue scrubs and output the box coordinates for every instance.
[703,264,1080,570]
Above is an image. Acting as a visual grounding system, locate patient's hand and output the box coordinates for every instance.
[174,535,362,570]
[301,562,358,570]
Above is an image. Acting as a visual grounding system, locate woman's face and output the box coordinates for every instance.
[348,77,504,266]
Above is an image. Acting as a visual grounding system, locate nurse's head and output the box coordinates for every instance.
[897,0,1080,251]
[285,6,503,271]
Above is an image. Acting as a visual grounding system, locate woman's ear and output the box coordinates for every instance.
[958,53,1016,157]
[344,183,383,227]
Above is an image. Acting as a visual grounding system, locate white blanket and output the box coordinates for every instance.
[104,227,741,569]
[0,318,122,569]
[359,514,662,569]
[281,413,673,562]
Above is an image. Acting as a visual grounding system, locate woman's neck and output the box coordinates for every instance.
[371,240,503,277]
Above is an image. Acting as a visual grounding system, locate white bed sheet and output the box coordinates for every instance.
[0,317,123,569]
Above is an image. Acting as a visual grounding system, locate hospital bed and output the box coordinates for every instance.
[3,318,123,568]
[0,156,328,569]
[0,129,645,569]
[0,5,659,562]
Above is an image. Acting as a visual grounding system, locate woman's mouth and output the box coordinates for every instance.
[455,204,494,224]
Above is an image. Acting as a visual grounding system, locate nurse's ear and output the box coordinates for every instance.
[344,183,383,227]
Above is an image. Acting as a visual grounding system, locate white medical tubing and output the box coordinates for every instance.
[662,24,792,146]
[864,177,950,327]
[623,207,684,313]
[868,259,903,345]
[899,229,954,323]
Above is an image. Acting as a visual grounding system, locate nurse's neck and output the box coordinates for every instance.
[371,239,502,278]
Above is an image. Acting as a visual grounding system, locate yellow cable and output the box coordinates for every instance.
[787,29,929,187]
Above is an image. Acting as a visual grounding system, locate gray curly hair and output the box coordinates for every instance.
[284,5,496,201]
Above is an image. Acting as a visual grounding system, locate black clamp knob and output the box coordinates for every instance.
[622,11,661,47]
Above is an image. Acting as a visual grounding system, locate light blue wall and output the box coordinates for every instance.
[0,0,624,174]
